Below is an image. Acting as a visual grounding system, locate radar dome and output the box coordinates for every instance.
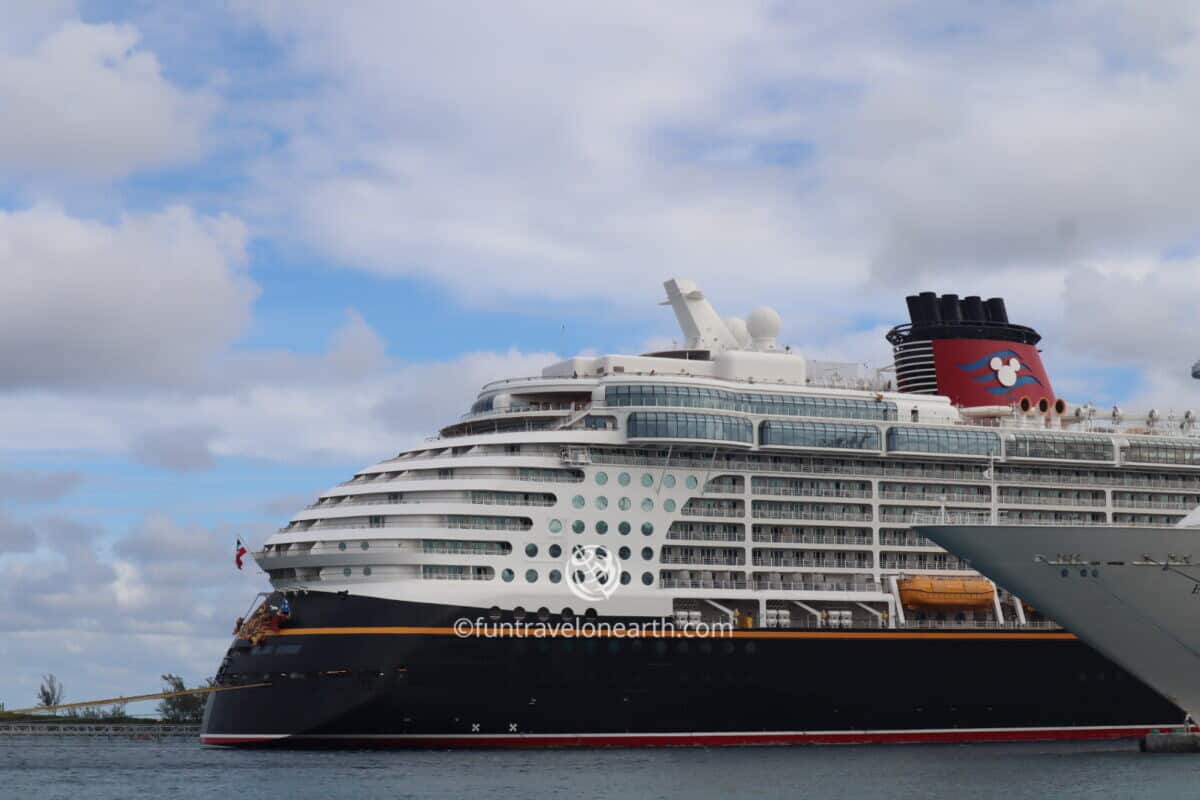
[747,306,782,350]
[724,317,750,348]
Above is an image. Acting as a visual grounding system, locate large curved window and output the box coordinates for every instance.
[1008,433,1113,462]
[1126,440,1200,466]
[469,394,495,415]
[886,426,999,457]
[760,421,881,451]
[627,412,753,443]
[606,385,896,421]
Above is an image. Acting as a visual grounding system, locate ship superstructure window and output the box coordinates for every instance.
[605,385,897,421]
[1125,440,1200,466]
[886,427,999,457]
[422,565,494,580]
[627,412,754,444]
[469,395,495,415]
[1008,433,1114,462]
[760,421,881,451]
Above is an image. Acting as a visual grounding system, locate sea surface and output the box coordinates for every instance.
[4,737,1200,799]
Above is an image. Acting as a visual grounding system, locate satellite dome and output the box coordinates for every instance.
[747,306,782,349]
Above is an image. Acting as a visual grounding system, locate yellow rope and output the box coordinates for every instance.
[1,682,270,716]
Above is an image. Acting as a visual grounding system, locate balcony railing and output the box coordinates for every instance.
[752,507,872,522]
[752,533,873,546]
[681,506,744,518]
[660,578,749,590]
[661,554,746,566]
[753,486,872,499]
[998,494,1107,508]
[1112,498,1199,510]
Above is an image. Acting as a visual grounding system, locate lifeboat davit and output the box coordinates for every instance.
[898,577,994,610]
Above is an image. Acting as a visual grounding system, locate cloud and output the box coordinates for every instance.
[0,18,217,181]
[0,513,255,706]
[0,465,83,504]
[0,308,557,465]
[216,1,1200,366]
[0,510,39,554]
[1060,261,1200,372]
[0,205,256,390]
[129,425,219,472]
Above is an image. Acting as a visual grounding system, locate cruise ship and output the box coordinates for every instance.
[201,279,1188,747]
[916,514,1200,723]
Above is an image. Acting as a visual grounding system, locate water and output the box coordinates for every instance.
[4,738,1200,799]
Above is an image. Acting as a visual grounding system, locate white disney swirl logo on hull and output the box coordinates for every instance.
[989,356,1021,388]
[566,544,622,602]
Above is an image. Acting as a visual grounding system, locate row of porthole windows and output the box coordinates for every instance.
[337,541,371,551]
[594,471,699,490]
[573,495,664,512]
[501,568,655,585]
[489,606,597,622]
[523,544,655,561]
[552,520,655,536]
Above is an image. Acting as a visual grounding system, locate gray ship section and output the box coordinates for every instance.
[916,524,1200,719]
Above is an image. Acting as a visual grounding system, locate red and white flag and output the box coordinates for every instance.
[235,537,248,570]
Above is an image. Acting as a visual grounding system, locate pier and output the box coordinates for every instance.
[0,722,199,739]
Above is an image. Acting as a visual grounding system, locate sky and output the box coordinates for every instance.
[3,0,1200,712]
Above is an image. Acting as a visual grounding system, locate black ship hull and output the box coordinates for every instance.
[201,591,1183,747]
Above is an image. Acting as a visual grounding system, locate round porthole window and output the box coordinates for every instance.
[618,546,631,560]
[686,476,699,489]
[549,570,562,584]
[363,566,372,577]
[642,547,654,561]
[572,495,586,508]
[641,522,654,536]
[664,499,676,512]
[342,567,352,577]
[596,520,608,534]
[549,544,562,558]
[595,472,608,485]
[620,571,631,585]
[595,496,608,510]
[338,541,347,551]
[573,520,585,534]
[525,543,538,557]
[502,569,515,582]
[618,497,631,511]
[360,541,369,550]
[641,498,654,512]
[642,572,654,586]
[641,473,654,487]
[663,474,676,488]
[618,472,631,486]
[526,569,539,583]
[549,519,563,533]
[618,521,631,535]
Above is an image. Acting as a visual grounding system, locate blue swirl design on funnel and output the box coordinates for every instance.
[957,350,1018,371]
[957,349,1042,396]
[986,375,1042,394]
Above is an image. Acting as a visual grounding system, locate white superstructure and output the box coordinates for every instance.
[256,279,1200,631]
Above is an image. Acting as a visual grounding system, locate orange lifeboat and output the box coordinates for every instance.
[897,577,994,610]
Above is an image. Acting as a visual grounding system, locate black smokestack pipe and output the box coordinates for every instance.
[961,295,984,322]
[918,291,940,322]
[905,295,923,325]
[985,297,1009,324]
[939,293,962,323]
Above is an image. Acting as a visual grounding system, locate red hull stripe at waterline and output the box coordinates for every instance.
[201,724,1180,748]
